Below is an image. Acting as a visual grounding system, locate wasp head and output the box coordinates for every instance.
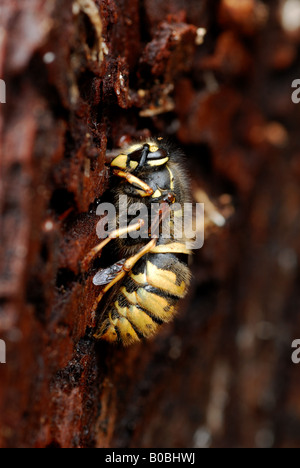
[111,142,169,173]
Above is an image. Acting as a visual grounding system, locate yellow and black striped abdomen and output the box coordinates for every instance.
[95,253,191,346]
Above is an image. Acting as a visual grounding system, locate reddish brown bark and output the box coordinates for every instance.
[0,0,300,448]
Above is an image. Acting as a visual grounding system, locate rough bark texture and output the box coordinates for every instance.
[1,0,300,448]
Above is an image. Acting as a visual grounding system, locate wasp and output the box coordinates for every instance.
[82,138,193,346]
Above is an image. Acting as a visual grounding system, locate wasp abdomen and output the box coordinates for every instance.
[94,253,191,346]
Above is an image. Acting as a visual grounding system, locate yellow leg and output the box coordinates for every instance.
[91,238,157,312]
[113,169,154,196]
[81,219,145,271]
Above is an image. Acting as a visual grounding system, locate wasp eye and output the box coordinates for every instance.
[147,148,168,160]
[128,146,147,163]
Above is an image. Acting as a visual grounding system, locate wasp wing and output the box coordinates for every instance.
[93,259,126,286]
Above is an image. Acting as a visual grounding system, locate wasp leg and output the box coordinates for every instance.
[91,238,157,313]
[149,195,175,237]
[81,219,145,271]
[112,169,154,196]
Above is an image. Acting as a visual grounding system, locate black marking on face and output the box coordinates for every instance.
[128,144,169,171]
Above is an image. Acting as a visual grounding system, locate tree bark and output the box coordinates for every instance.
[1,0,300,448]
